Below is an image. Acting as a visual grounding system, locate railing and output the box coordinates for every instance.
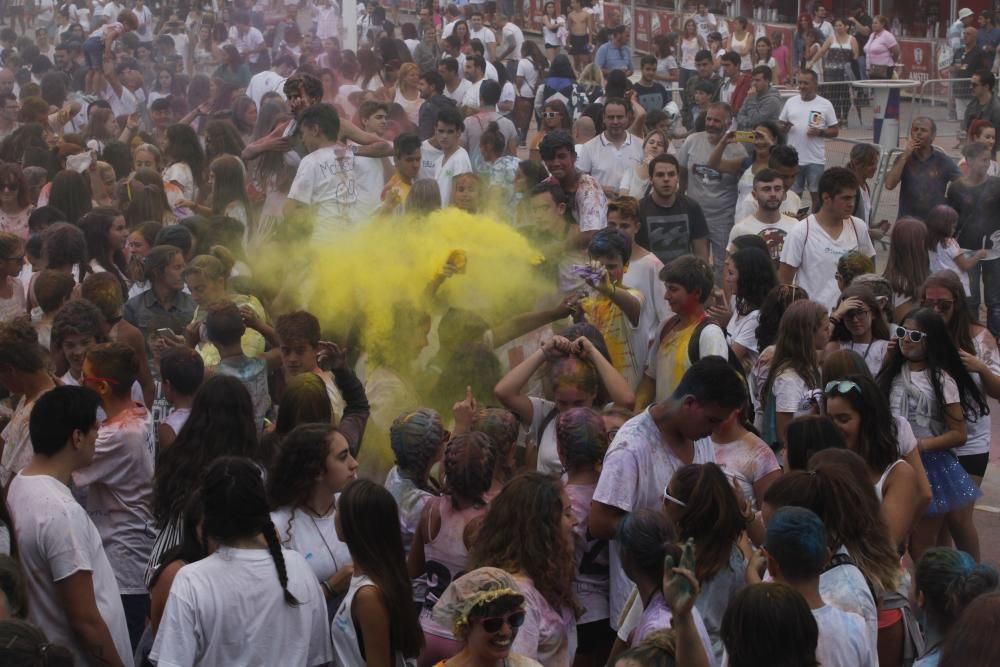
[904,78,973,140]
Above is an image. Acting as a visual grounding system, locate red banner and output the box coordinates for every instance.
[634,8,652,52]
[897,38,937,82]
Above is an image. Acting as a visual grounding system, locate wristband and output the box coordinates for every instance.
[320,580,334,597]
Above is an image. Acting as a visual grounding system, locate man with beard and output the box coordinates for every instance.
[728,169,799,264]
[416,70,455,141]
[677,102,744,277]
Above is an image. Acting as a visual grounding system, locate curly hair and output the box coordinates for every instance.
[442,431,496,509]
[668,463,745,582]
[389,408,446,483]
[764,450,903,594]
[470,472,579,614]
[555,407,608,471]
[471,407,519,484]
[152,375,260,525]
[51,299,105,353]
[41,222,87,271]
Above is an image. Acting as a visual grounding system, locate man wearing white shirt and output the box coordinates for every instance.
[496,14,524,79]
[228,11,266,66]
[734,144,803,222]
[432,107,473,206]
[101,0,121,22]
[439,57,471,106]
[778,69,838,204]
[131,0,154,42]
[468,11,497,60]
[246,55,295,107]
[440,4,461,39]
[778,167,876,311]
[461,54,487,111]
[7,386,135,667]
[313,0,340,41]
[727,169,799,264]
[576,98,644,196]
[103,62,138,118]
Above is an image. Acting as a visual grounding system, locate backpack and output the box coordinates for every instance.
[687,318,755,427]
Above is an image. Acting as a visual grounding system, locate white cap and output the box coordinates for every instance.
[958,8,974,20]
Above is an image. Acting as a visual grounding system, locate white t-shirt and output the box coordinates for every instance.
[246,70,288,107]
[623,252,669,374]
[726,306,761,359]
[593,409,715,626]
[352,153,386,218]
[819,548,879,660]
[444,78,472,105]
[469,26,496,48]
[151,546,333,667]
[72,406,156,595]
[958,329,1000,456]
[8,473,134,667]
[529,396,561,477]
[727,214,800,264]
[773,368,810,413]
[433,146,473,206]
[516,58,540,97]
[576,132,645,193]
[706,431,780,512]
[778,94,838,166]
[462,79,485,109]
[813,604,877,667]
[228,25,266,63]
[163,162,196,202]
[270,505,351,583]
[734,189,803,225]
[930,239,971,295]
[103,82,138,118]
[779,215,876,311]
[287,143,359,234]
[419,140,443,181]
[502,22,525,61]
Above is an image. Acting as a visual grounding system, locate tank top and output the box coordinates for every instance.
[566,483,609,624]
[332,574,415,667]
[874,458,906,503]
[680,36,700,69]
[732,32,753,70]
[419,497,488,639]
[394,87,423,125]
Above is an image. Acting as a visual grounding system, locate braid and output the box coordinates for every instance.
[389,408,445,485]
[442,432,497,509]
[263,519,301,607]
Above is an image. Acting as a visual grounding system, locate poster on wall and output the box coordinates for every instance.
[897,39,936,82]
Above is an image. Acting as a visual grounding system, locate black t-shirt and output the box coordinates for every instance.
[637,194,710,264]
[632,81,671,114]
[947,176,1000,249]
[851,13,873,50]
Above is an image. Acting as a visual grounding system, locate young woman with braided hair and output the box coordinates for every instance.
[410,432,498,666]
[268,423,359,616]
[150,457,333,666]
[332,479,425,666]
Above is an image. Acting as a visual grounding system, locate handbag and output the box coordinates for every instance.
[867,63,893,79]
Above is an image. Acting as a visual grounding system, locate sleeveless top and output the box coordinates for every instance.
[731,32,753,70]
[874,458,907,503]
[419,497,488,639]
[395,87,423,125]
[824,36,854,79]
[332,574,416,667]
[566,482,609,624]
[680,36,700,69]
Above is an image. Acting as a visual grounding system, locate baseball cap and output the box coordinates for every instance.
[959,8,974,19]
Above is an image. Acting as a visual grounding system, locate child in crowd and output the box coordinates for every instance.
[156,346,204,448]
[926,204,984,298]
[204,301,271,431]
[0,232,25,323]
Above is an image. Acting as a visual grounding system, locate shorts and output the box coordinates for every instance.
[959,452,990,478]
[545,43,562,50]
[576,618,616,654]
[793,162,824,194]
[569,33,591,55]
[84,35,104,70]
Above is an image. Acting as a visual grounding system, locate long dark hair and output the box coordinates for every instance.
[919,270,977,355]
[78,208,127,294]
[149,495,207,589]
[755,283,809,350]
[337,479,424,657]
[209,155,250,220]
[824,374,899,474]
[48,169,92,224]
[722,583,819,667]
[876,307,988,421]
[730,247,776,315]
[201,457,300,606]
[268,423,344,515]
[165,124,206,193]
[152,375,260,525]
[830,283,890,343]
[668,463,745,582]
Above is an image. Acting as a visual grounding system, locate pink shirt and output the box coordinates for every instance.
[864,29,898,66]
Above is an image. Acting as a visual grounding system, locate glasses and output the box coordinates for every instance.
[825,380,861,395]
[477,610,526,633]
[81,374,119,386]
[542,111,561,118]
[663,488,687,507]
[921,299,954,313]
[891,324,926,343]
[844,308,870,320]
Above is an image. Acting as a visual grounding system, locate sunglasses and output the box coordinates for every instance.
[542,111,561,118]
[663,488,687,507]
[477,610,526,633]
[891,324,926,343]
[824,379,861,395]
[921,299,954,313]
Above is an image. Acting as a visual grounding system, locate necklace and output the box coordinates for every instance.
[846,339,874,361]
[304,509,339,574]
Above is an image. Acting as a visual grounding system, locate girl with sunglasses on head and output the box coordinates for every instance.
[333,479,425,666]
[430,567,541,667]
[826,283,891,377]
[469,473,579,666]
[876,307,988,563]
[410,432,497,667]
[662,463,749,665]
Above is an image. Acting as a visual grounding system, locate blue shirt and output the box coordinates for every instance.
[596,42,633,73]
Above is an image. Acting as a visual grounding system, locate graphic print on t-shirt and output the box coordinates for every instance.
[760,227,789,261]
[808,110,825,128]
[692,164,723,184]
[647,213,693,263]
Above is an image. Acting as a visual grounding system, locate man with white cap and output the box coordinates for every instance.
[950,8,976,50]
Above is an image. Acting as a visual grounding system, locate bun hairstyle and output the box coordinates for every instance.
[617,508,682,582]
[389,408,446,486]
[916,547,998,630]
[200,456,300,606]
[442,431,497,509]
[555,407,608,471]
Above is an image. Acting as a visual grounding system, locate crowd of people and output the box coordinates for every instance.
[0,0,997,666]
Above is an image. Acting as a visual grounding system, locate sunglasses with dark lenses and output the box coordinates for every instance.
[824,380,861,395]
[921,299,954,313]
[478,610,526,633]
[891,324,926,343]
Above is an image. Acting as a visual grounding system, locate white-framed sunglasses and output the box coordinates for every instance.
[891,324,926,343]
[663,488,687,507]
